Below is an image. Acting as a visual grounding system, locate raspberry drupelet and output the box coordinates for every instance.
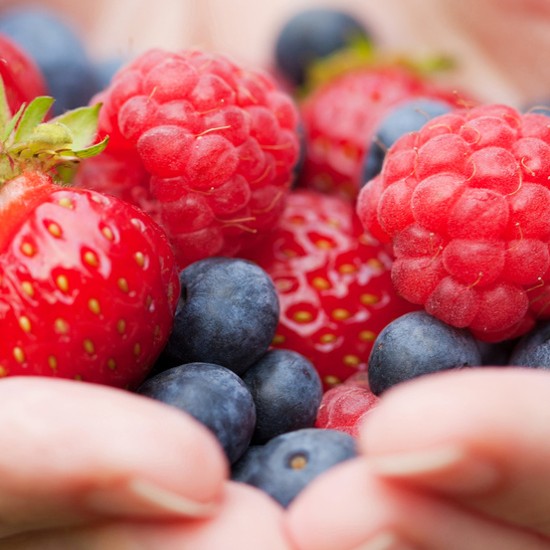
[357,103,550,342]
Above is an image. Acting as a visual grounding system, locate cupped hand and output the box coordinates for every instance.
[0,377,290,550]
[286,367,550,550]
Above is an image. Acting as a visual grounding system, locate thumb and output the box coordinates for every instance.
[0,376,228,538]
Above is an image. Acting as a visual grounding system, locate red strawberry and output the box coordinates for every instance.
[76,48,300,268]
[245,189,419,389]
[357,103,550,343]
[0,32,47,114]
[299,65,467,199]
[0,81,179,389]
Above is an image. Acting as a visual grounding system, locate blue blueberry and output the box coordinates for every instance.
[0,7,100,114]
[231,445,265,483]
[521,99,550,115]
[362,98,453,185]
[508,321,550,369]
[368,311,482,395]
[136,362,256,464]
[274,7,370,86]
[476,339,516,366]
[242,349,323,444]
[236,428,357,507]
[159,257,280,376]
[94,57,125,90]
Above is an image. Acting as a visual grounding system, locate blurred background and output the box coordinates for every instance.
[1,0,550,106]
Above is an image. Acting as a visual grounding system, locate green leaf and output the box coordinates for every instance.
[74,135,109,158]
[52,103,103,150]
[1,103,25,143]
[13,96,55,144]
[0,77,12,132]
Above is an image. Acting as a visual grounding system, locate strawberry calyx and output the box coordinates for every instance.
[0,76,109,185]
[301,37,455,97]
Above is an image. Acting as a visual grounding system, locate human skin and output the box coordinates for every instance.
[286,368,550,549]
[2,1,550,548]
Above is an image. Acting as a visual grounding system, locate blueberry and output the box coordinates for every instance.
[231,445,265,483]
[242,349,323,444]
[274,7,370,87]
[362,98,453,185]
[160,257,280,376]
[508,321,550,369]
[238,428,357,507]
[368,311,482,395]
[136,362,256,464]
[521,99,550,115]
[94,57,125,89]
[476,338,517,366]
[0,7,100,114]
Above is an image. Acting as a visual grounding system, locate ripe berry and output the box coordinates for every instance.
[232,428,357,507]
[0,90,178,389]
[78,48,300,267]
[508,320,550,369]
[315,372,379,437]
[368,311,482,395]
[246,189,419,389]
[158,257,280,376]
[273,7,371,87]
[362,97,453,185]
[0,32,47,114]
[299,66,463,198]
[358,103,550,342]
[137,362,256,464]
[242,349,323,444]
[0,7,100,114]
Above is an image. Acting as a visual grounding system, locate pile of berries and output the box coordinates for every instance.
[4,3,550,508]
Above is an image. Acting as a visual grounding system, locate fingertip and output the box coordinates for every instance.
[286,458,385,550]
[0,377,229,527]
[357,367,550,455]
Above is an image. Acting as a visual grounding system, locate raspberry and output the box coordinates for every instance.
[315,372,379,437]
[357,103,550,342]
[79,49,300,268]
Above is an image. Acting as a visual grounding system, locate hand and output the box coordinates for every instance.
[286,367,550,549]
[0,377,290,550]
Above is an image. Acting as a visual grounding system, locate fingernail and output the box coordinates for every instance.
[367,445,499,494]
[352,531,416,550]
[86,478,219,519]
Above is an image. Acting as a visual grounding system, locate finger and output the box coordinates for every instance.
[0,377,228,538]
[286,457,550,550]
[1,482,290,550]
[359,367,550,537]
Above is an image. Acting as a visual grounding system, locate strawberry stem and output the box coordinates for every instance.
[0,76,109,185]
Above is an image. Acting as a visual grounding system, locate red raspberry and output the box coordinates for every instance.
[299,66,466,199]
[78,48,300,268]
[246,189,419,389]
[315,372,379,437]
[357,103,550,342]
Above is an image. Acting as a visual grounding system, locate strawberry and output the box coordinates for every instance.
[0,32,47,114]
[298,64,468,199]
[76,48,300,269]
[245,189,419,389]
[0,78,179,389]
[357,103,550,343]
